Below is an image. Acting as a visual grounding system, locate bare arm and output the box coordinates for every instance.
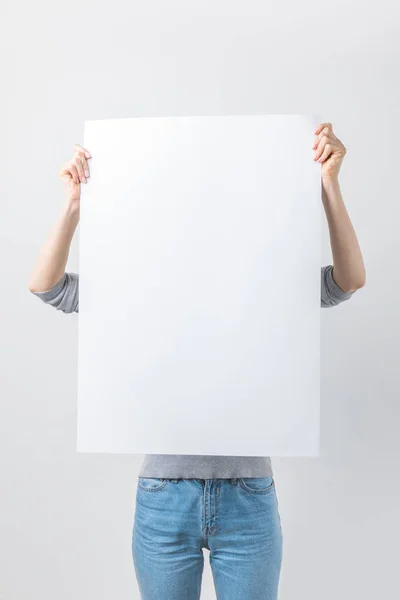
[321,178,366,292]
[28,144,91,293]
[314,122,366,293]
[28,203,79,292]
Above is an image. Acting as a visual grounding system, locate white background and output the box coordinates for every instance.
[78,115,321,456]
[2,1,399,599]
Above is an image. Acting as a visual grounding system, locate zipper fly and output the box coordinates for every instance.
[202,479,220,535]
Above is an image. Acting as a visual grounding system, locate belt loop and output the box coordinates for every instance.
[230,478,238,484]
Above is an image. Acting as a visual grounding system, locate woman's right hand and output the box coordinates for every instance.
[59,144,92,208]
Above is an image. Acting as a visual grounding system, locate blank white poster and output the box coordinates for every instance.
[77,114,321,456]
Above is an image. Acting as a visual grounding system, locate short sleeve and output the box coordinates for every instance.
[321,265,354,308]
[31,272,79,314]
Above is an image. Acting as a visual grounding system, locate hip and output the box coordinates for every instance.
[133,476,282,541]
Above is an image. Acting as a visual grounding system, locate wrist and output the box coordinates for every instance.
[322,175,340,189]
[321,176,341,202]
[61,199,80,221]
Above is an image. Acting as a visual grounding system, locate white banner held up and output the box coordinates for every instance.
[77,114,321,457]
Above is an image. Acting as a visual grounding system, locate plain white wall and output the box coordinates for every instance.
[2,1,399,598]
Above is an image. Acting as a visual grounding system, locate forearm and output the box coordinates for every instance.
[28,202,80,292]
[322,177,366,292]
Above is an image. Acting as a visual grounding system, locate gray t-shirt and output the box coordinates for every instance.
[31,264,354,478]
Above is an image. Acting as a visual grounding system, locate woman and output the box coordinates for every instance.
[29,121,366,600]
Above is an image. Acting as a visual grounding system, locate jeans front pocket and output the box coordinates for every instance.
[238,476,275,494]
[137,477,169,492]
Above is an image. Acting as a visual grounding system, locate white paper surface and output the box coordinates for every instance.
[77,114,321,456]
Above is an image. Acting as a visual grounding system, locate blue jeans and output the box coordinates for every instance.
[132,476,283,599]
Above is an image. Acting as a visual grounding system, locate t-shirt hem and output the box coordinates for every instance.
[138,456,274,479]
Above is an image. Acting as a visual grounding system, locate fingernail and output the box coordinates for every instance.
[85,152,91,158]
[84,170,89,177]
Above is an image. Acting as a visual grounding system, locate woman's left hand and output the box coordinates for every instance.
[312,122,346,180]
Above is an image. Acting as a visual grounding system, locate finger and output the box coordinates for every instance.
[68,163,80,184]
[73,143,91,159]
[313,122,332,136]
[317,142,333,163]
[75,150,90,178]
[314,135,332,161]
[313,129,335,156]
[60,164,77,185]
[312,126,333,150]
[72,156,86,183]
